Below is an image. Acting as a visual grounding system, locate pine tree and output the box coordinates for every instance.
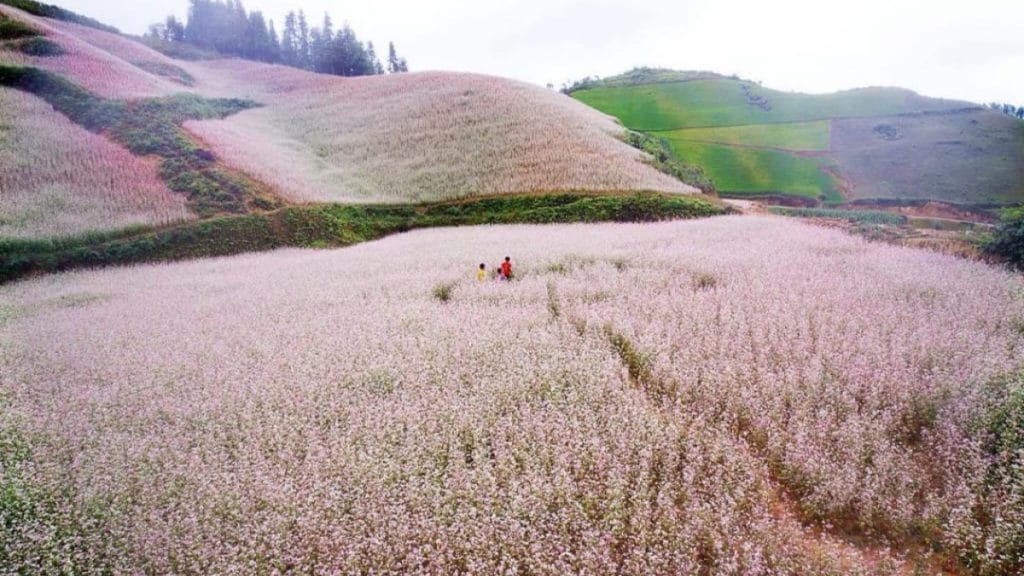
[230,0,247,55]
[166,15,185,42]
[366,41,384,75]
[185,0,213,49]
[281,11,297,66]
[244,11,272,61]
[387,41,399,74]
[267,19,280,62]
[310,28,323,72]
[310,14,333,73]
[297,10,311,70]
[156,3,408,77]
[387,41,408,73]
[321,13,333,45]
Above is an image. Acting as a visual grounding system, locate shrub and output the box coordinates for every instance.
[131,61,195,86]
[984,206,1024,269]
[623,130,716,193]
[953,373,1024,575]
[693,272,717,290]
[9,36,64,56]
[432,282,455,303]
[0,12,37,39]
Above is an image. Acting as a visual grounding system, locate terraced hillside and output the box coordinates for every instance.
[572,71,1024,205]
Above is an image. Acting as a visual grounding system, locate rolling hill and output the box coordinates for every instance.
[0,3,719,281]
[571,70,1024,206]
[0,4,697,205]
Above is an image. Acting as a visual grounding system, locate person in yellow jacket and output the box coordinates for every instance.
[477,263,487,282]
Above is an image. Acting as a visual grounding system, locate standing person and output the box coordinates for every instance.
[501,256,512,280]
[477,263,487,282]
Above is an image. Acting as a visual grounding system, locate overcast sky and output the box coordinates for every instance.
[56,0,1024,104]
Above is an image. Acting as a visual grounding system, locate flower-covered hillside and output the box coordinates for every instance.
[0,86,191,239]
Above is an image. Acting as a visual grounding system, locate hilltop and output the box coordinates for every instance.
[571,69,1024,206]
[0,4,721,281]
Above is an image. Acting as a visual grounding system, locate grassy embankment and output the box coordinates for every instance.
[0,195,726,284]
[0,65,726,283]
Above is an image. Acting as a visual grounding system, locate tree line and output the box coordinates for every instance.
[988,102,1024,120]
[147,0,408,77]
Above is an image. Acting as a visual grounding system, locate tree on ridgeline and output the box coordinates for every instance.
[387,41,408,73]
[310,13,332,72]
[149,1,406,77]
[164,15,185,41]
[989,102,1024,120]
[297,10,311,70]
[242,10,274,61]
[367,41,384,75]
[267,19,280,62]
[321,12,333,45]
[280,11,297,66]
[332,23,370,76]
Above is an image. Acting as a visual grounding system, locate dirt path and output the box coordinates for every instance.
[764,482,959,575]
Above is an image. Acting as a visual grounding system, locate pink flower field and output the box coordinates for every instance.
[183,62,696,203]
[1,8,697,222]
[0,87,192,239]
[2,216,1021,574]
[0,5,183,99]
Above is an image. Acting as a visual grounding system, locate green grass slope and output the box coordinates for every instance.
[572,79,970,131]
[572,71,1022,205]
[667,120,830,152]
[667,141,842,202]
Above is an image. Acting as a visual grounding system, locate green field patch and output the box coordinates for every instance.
[5,36,64,56]
[666,140,841,201]
[131,61,195,86]
[668,120,830,152]
[770,206,907,225]
[573,79,970,131]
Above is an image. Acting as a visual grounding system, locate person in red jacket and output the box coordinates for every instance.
[501,256,512,280]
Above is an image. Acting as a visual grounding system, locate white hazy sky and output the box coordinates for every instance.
[56,0,1024,104]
